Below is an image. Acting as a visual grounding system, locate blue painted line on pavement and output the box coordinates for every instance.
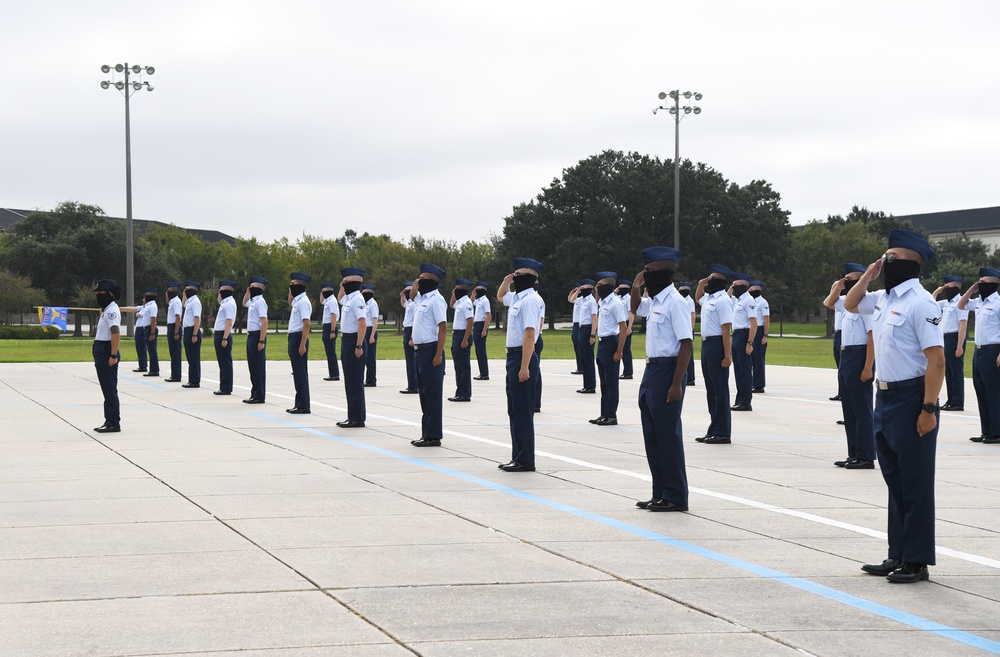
[256,412,1000,654]
[121,375,165,390]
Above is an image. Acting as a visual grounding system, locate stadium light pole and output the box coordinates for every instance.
[100,63,155,336]
[653,90,702,250]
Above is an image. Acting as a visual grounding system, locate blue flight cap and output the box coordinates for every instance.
[979,267,1000,279]
[578,278,595,287]
[341,267,365,278]
[144,287,159,294]
[420,263,446,280]
[677,281,693,289]
[219,280,236,288]
[362,284,376,292]
[843,262,865,276]
[887,229,935,262]
[455,278,472,287]
[94,278,117,291]
[709,264,735,281]
[732,272,751,284]
[641,246,681,265]
[750,281,764,289]
[476,281,489,289]
[290,272,311,283]
[249,276,269,286]
[617,279,632,287]
[166,281,181,289]
[320,282,336,290]
[595,271,617,282]
[943,275,963,284]
[512,257,544,274]
[402,281,414,290]
[185,281,201,290]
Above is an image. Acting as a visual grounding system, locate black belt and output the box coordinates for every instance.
[413,342,437,351]
[598,335,617,342]
[507,346,524,353]
[703,335,722,341]
[977,343,1000,348]
[341,332,358,337]
[943,331,958,336]
[733,328,750,333]
[841,344,867,351]
[646,357,678,364]
[876,376,924,391]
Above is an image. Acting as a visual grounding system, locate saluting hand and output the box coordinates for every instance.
[865,258,883,282]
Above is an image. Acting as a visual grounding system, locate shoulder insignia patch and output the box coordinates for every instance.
[926,317,941,325]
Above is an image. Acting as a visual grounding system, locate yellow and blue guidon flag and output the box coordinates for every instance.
[39,306,68,332]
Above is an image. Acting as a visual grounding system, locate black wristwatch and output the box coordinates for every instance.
[921,403,939,414]
[259,340,265,345]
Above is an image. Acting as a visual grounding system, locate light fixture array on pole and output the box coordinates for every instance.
[653,90,702,251]
[99,63,155,337]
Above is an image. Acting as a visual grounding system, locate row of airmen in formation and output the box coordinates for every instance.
[87,231,999,584]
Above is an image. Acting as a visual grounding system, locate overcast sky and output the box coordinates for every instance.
[2,1,998,245]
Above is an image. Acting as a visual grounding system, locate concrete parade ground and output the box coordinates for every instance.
[2,356,1000,657]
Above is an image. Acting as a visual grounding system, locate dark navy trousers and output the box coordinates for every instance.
[686,347,696,384]
[340,333,366,421]
[943,332,965,408]
[246,330,266,401]
[93,340,120,427]
[451,329,472,398]
[874,382,938,565]
[577,325,596,389]
[832,329,842,396]
[838,346,875,460]
[414,343,445,439]
[322,323,340,379]
[506,347,539,465]
[214,330,233,393]
[168,328,183,380]
[973,344,1000,437]
[732,328,753,406]
[402,327,417,390]
[639,358,687,505]
[752,330,766,389]
[473,321,489,378]
[287,331,310,410]
[597,337,621,418]
[701,336,731,438]
[621,331,633,377]
[571,322,583,372]
[134,325,158,372]
[364,327,378,385]
[534,336,543,411]
[183,327,201,384]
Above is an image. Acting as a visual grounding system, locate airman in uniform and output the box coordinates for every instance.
[958,268,1000,443]
[337,267,368,427]
[933,275,969,411]
[286,272,312,414]
[400,281,418,394]
[694,265,735,444]
[242,276,268,404]
[164,282,183,382]
[213,280,237,395]
[616,279,634,380]
[321,282,341,382]
[590,271,627,426]
[473,281,492,381]
[750,281,770,393]
[363,284,379,387]
[410,264,449,446]
[729,272,757,411]
[449,278,474,402]
[181,281,203,389]
[92,279,123,433]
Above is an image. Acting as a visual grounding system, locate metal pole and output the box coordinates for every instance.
[124,64,135,337]
[673,91,681,251]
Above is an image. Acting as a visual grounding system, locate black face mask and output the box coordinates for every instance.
[96,291,113,309]
[249,287,264,298]
[322,290,333,299]
[513,273,537,293]
[732,284,749,298]
[167,290,178,300]
[843,278,858,293]
[578,287,593,298]
[749,290,761,298]
[219,289,233,299]
[596,283,615,299]
[475,287,487,298]
[343,281,362,294]
[185,287,198,298]
[289,284,306,297]
[883,258,921,291]
[454,288,468,299]
[979,282,1000,299]
[616,288,628,297]
[706,278,727,295]
[143,295,153,304]
[362,291,374,301]
[643,269,675,297]
[417,278,438,295]
[941,287,960,301]
[678,289,691,298]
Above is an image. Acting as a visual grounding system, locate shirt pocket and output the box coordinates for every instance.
[510,305,520,317]
[647,311,666,325]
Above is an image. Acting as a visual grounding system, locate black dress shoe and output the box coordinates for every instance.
[447,396,471,402]
[132,368,147,372]
[695,435,711,443]
[577,388,596,394]
[571,370,582,375]
[836,420,846,425]
[730,404,752,411]
[861,558,901,576]
[619,374,633,380]
[834,458,854,467]
[702,435,731,444]
[94,424,121,433]
[534,408,541,413]
[887,563,929,583]
[336,420,365,428]
[829,394,841,401]
[647,499,688,512]
[941,404,963,411]
[752,387,765,393]
[364,382,377,387]
[499,462,535,472]
[323,377,340,381]
[213,390,231,396]
[182,383,200,388]
[164,378,181,382]
[595,417,618,426]
[474,375,489,381]
[970,435,986,442]
[242,398,264,404]
[399,388,419,394]
[635,499,655,509]
[845,459,875,469]
[286,408,311,414]
[686,381,696,386]
[984,435,1000,444]
[143,372,159,377]
[411,438,441,447]
[498,461,514,469]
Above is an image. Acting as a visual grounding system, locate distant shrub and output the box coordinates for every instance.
[0,326,61,340]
